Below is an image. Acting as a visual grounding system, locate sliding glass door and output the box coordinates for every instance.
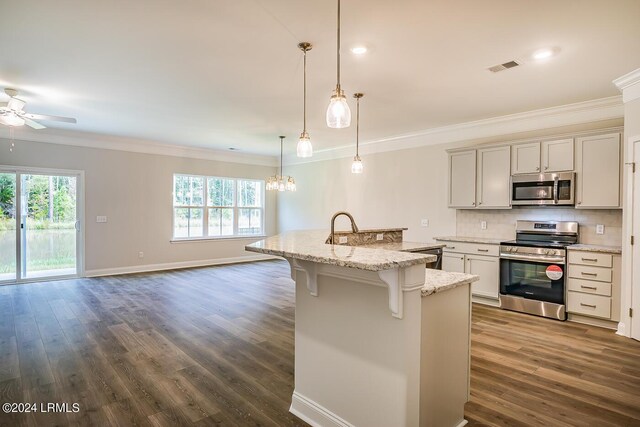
[0,168,82,283]
[0,173,17,281]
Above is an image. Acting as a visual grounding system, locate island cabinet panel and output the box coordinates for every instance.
[511,142,541,174]
[575,133,621,209]
[442,253,465,273]
[449,150,477,208]
[465,254,499,299]
[476,146,511,208]
[542,138,574,172]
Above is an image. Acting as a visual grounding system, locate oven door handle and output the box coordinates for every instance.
[500,254,565,264]
[553,176,559,205]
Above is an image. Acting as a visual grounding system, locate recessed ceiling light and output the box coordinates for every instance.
[228,147,240,151]
[351,46,367,55]
[532,48,554,60]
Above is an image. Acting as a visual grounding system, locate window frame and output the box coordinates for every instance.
[172,174,265,241]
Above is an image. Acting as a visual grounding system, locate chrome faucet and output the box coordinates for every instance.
[330,211,359,244]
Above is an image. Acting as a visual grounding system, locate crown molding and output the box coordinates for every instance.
[613,68,640,103]
[284,96,624,165]
[0,127,278,167]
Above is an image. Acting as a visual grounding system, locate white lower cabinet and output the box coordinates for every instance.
[441,241,499,302]
[566,250,621,322]
[442,253,465,273]
[466,254,499,299]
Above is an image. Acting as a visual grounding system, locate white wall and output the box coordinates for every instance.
[277,142,457,242]
[0,138,277,275]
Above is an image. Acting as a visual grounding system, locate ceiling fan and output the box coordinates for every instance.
[0,88,76,129]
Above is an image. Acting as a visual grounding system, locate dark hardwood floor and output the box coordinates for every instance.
[0,259,639,427]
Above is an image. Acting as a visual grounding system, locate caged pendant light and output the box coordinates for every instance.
[297,42,313,158]
[326,0,351,129]
[266,136,296,192]
[351,93,364,174]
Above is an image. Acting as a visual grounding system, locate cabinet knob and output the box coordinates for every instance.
[472,202,476,206]
[544,166,548,170]
[536,166,540,171]
[577,201,582,205]
[479,202,482,205]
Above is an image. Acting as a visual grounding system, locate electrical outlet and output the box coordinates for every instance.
[376,233,384,241]
[421,219,429,227]
[481,221,487,230]
[96,216,107,223]
[339,236,348,244]
[138,251,144,258]
[596,224,605,235]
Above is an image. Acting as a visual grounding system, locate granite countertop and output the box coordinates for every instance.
[246,230,435,272]
[568,244,622,254]
[422,270,479,297]
[434,236,504,245]
[359,241,446,252]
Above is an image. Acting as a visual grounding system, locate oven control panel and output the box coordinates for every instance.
[500,245,566,263]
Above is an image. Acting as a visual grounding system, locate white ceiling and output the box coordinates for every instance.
[1,0,639,157]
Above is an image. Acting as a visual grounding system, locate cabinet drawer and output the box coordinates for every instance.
[567,278,612,297]
[441,241,498,257]
[568,251,613,268]
[567,291,611,319]
[568,265,612,283]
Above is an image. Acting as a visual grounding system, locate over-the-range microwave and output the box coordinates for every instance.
[511,172,575,206]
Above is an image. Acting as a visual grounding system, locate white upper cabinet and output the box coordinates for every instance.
[477,146,511,208]
[542,138,574,172]
[575,133,621,209]
[512,139,574,175]
[511,142,541,174]
[449,150,477,208]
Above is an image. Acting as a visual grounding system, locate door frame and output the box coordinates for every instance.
[627,136,640,340]
[0,165,85,284]
[621,135,640,340]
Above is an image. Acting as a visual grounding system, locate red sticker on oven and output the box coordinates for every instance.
[546,265,563,280]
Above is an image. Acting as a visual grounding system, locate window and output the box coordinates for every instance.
[173,175,264,239]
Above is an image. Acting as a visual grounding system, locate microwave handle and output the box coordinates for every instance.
[553,176,559,205]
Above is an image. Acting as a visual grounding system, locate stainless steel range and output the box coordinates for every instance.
[499,220,578,320]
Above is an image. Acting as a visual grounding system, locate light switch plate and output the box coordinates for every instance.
[339,236,348,244]
[421,219,429,227]
[96,216,107,223]
[376,233,384,241]
[596,224,605,235]
[481,221,487,230]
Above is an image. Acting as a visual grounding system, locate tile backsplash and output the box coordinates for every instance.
[456,207,622,246]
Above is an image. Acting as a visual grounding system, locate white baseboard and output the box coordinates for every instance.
[290,391,354,427]
[84,254,279,277]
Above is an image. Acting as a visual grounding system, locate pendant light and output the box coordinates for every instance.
[326,0,351,129]
[351,93,363,174]
[297,42,313,158]
[267,136,296,192]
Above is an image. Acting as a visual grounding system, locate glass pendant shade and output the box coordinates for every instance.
[351,155,363,174]
[297,132,313,158]
[326,88,351,128]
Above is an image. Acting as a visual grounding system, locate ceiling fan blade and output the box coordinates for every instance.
[22,113,76,123]
[7,98,26,112]
[24,118,46,130]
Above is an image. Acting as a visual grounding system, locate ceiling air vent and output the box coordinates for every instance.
[488,60,520,73]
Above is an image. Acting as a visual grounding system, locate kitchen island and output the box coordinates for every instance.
[246,230,478,427]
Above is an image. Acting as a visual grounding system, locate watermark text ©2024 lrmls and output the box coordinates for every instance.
[3,402,80,414]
